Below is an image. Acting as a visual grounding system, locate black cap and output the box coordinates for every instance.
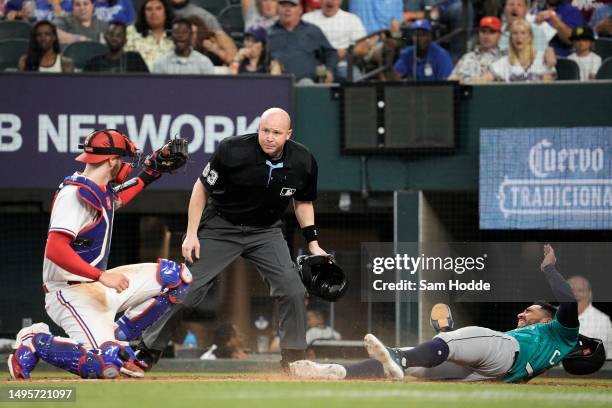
[570,26,595,41]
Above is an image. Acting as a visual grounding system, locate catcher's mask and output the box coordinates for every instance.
[76,129,140,183]
[561,334,606,375]
[296,254,348,302]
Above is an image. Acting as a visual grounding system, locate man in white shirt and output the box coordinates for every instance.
[302,0,369,81]
[500,0,557,52]
[153,17,214,74]
[568,275,612,358]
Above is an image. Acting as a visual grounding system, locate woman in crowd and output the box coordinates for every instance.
[230,25,281,74]
[480,18,556,82]
[125,0,174,70]
[18,20,75,72]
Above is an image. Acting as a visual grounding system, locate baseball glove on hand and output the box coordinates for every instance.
[143,138,189,173]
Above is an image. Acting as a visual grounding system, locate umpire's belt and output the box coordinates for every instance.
[215,210,277,227]
[43,281,87,294]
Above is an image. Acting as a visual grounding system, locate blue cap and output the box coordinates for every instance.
[245,26,268,43]
[410,19,433,33]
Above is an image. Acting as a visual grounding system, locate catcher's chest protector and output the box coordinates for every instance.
[58,175,115,271]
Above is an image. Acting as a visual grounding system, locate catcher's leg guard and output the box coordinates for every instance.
[32,335,128,379]
[7,323,50,380]
[114,259,191,342]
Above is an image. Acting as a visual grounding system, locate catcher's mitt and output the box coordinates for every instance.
[144,137,189,173]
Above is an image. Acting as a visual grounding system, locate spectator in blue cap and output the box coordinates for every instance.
[390,19,453,81]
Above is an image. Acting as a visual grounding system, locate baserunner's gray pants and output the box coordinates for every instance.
[405,326,520,381]
[141,214,307,352]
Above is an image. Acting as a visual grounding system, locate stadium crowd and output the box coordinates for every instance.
[1,0,611,80]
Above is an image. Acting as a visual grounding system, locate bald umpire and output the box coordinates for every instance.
[136,107,327,370]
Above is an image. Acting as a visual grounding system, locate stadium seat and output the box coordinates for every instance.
[595,56,612,80]
[62,41,108,70]
[191,0,228,16]
[594,38,612,61]
[555,58,580,80]
[0,39,28,71]
[0,21,32,41]
[218,5,244,35]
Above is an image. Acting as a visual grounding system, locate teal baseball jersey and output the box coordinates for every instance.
[503,315,579,382]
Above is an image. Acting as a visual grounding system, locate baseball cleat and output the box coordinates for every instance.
[7,323,50,380]
[134,342,161,372]
[430,303,454,334]
[289,360,346,380]
[120,360,145,378]
[364,334,404,381]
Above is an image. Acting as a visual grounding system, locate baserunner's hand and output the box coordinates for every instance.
[540,244,557,271]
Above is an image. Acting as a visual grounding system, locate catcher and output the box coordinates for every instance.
[8,130,190,380]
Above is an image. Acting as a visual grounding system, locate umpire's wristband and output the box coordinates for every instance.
[302,225,318,243]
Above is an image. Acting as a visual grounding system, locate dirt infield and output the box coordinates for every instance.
[2,372,611,388]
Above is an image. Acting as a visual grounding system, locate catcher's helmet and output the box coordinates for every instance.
[297,254,348,302]
[561,334,606,375]
[76,129,138,164]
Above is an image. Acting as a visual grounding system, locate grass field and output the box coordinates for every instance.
[1,373,611,408]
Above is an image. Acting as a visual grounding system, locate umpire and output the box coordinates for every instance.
[136,107,327,369]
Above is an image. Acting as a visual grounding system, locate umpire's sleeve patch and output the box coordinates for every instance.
[202,163,219,185]
[207,169,218,186]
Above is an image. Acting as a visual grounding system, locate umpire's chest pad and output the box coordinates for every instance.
[225,143,310,197]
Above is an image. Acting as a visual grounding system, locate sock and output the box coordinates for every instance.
[345,359,385,378]
[398,338,449,368]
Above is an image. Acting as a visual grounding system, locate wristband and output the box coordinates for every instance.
[302,225,318,243]
[138,168,161,186]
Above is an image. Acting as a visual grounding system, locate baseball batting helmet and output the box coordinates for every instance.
[76,129,138,164]
[561,334,606,375]
[296,254,348,302]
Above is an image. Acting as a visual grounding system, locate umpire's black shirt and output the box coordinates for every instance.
[199,133,318,227]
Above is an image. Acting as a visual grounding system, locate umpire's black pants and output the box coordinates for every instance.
[141,214,307,352]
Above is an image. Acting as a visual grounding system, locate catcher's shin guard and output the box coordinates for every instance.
[114,259,192,341]
[7,323,50,380]
[33,335,128,379]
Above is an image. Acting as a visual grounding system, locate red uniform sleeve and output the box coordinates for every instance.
[116,177,146,207]
[115,169,161,207]
[45,231,102,280]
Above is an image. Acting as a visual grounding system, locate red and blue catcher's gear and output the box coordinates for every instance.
[8,344,39,380]
[76,129,139,164]
[114,259,192,342]
[76,129,140,185]
[27,334,138,379]
[54,175,115,272]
